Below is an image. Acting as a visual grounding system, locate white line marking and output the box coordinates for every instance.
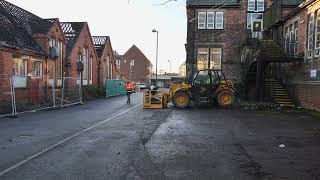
[0,104,141,176]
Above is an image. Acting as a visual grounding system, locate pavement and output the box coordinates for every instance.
[0,92,319,180]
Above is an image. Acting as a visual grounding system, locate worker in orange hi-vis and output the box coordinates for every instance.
[122,81,135,103]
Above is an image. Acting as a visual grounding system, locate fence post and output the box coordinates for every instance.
[61,76,65,109]
[79,78,83,104]
[10,76,17,116]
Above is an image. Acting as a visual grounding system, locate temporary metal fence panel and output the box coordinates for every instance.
[61,77,82,107]
[105,79,126,97]
[14,76,57,114]
[0,75,15,116]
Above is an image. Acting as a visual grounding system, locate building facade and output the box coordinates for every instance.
[92,36,116,88]
[61,22,99,87]
[263,0,320,111]
[186,0,248,82]
[119,45,152,83]
[0,0,67,106]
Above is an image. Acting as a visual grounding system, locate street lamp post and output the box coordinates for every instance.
[152,29,158,85]
[168,60,172,73]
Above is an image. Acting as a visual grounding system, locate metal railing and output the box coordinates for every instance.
[0,74,82,117]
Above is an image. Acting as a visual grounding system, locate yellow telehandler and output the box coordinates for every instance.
[143,69,235,109]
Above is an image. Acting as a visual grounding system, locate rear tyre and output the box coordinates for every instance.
[173,91,191,108]
[217,90,235,108]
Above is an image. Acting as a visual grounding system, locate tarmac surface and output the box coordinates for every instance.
[0,92,320,180]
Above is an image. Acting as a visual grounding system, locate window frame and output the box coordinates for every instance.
[314,11,320,57]
[197,48,209,70]
[210,48,222,70]
[207,12,215,29]
[31,60,43,77]
[215,12,224,30]
[14,58,28,76]
[198,12,206,29]
[308,13,314,59]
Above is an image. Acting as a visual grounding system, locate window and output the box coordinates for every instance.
[31,61,42,77]
[13,59,27,76]
[207,12,214,29]
[248,0,255,11]
[124,59,127,63]
[198,12,224,29]
[294,21,299,55]
[289,24,294,55]
[210,48,222,70]
[198,12,206,29]
[215,12,224,29]
[194,70,210,85]
[49,38,56,48]
[89,57,93,84]
[130,60,135,67]
[49,37,56,79]
[77,53,82,79]
[308,14,314,58]
[257,0,264,12]
[284,27,289,54]
[57,41,63,77]
[315,11,320,56]
[83,48,88,81]
[197,48,209,70]
[248,0,264,12]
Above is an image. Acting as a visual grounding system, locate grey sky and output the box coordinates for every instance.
[7,0,187,73]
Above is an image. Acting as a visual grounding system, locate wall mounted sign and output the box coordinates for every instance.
[310,69,317,78]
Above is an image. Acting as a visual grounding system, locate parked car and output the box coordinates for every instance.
[139,83,147,89]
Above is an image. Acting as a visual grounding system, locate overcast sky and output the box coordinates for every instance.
[7,0,187,73]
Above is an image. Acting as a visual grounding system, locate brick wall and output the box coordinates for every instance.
[289,83,320,111]
[280,1,320,111]
[186,1,247,80]
[120,45,152,83]
[67,23,99,87]
[98,38,116,87]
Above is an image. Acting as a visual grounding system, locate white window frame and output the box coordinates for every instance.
[14,58,28,76]
[130,60,135,67]
[88,57,93,84]
[308,14,314,59]
[207,12,215,29]
[83,48,88,82]
[198,12,206,29]
[215,12,224,29]
[315,11,320,57]
[197,48,209,70]
[257,0,264,12]
[210,48,222,70]
[31,60,43,77]
[57,40,63,77]
[248,0,256,11]
[294,21,299,55]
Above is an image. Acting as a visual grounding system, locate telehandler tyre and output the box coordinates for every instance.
[173,91,190,108]
[217,90,235,107]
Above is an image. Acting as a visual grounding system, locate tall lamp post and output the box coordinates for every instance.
[152,29,158,85]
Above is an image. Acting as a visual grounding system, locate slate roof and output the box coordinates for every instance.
[0,0,55,55]
[92,36,109,58]
[186,0,240,6]
[60,22,85,57]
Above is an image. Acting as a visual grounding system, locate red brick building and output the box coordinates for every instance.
[92,36,116,88]
[61,22,98,86]
[119,45,152,83]
[185,0,273,82]
[0,0,67,105]
[263,0,320,111]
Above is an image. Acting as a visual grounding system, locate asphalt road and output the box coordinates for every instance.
[0,92,320,180]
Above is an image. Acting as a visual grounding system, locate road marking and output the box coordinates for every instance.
[0,104,141,177]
